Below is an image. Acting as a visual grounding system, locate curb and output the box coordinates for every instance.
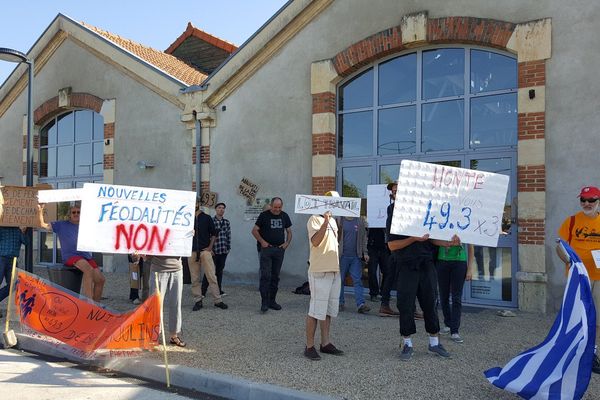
[14,333,339,400]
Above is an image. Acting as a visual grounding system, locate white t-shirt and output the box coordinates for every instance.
[307,215,339,273]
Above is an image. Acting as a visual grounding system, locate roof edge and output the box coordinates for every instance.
[165,22,238,55]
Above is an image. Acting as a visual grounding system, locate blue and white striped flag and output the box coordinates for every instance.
[484,240,596,399]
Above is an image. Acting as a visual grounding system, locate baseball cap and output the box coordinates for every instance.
[324,190,340,197]
[578,186,600,198]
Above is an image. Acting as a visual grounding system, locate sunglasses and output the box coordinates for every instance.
[580,198,599,204]
[71,211,81,215]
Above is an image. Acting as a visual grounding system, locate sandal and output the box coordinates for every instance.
[169,336,186,347]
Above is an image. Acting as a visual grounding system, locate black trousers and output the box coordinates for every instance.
[367,246,389,297]
[436,260,467,334]
[259,247,285,302]
[394,255,440,337]
[202,253,227,296]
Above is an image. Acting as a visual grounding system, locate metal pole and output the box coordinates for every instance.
[25,59,34,272]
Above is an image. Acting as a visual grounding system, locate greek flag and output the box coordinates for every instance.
[484,240,596,399]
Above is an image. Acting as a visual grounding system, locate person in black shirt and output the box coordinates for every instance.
[252,197,293,313]
[386,184,460,361]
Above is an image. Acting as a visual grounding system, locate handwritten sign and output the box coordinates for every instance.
[199,191,218,208]
[38,188,85,203]
[295,194,361,217]
[367,184,391,228]
[0,186,42,227]
[78,183,196,256]
[238,177,259,201]
[15,270,161,352]
[390,160,509,247]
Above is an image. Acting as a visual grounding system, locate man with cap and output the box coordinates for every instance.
[557,185,600,374]
[304,190,344,360]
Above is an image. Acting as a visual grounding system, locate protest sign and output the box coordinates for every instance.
[390,160,509,247]
[15,271,161,352]
[367,184,390,228]
[0,186,42,227]
[295,194,361,217]
[38,188,84,203]
[238,177,259,202]
[78,183,196,256]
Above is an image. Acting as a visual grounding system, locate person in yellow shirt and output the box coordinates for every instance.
[557,185,600,374]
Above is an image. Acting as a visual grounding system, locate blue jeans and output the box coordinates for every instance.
[339,255,365,307]
[0,256,17,303]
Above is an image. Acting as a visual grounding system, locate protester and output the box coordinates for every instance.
[202,202,230,297]
[557,185,600,374]
[189,204,227,311]
[367,226,387,303]
[128,253,149,304]
[386,192,461,360]
[436,244,474,343]
[0,190,27,318]
[252,197,292,313]
[304,191,344,361]
[37,203,105,301]
[338,216,370,314]
[147,255,186,347]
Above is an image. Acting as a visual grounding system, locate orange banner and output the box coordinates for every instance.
[14,271,161,352]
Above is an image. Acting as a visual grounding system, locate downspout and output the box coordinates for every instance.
[194,111,201,200]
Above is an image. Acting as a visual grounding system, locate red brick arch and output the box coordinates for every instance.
[332,17,516,77]
[33,92,104,125]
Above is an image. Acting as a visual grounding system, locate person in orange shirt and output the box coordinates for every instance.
[557,185,600,374]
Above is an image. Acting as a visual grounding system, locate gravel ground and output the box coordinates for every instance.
[24,268,600,399]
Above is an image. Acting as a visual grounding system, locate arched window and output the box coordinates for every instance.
[337,47,517,196]
[38,109,104,265]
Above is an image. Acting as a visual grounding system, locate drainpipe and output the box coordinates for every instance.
[194,112,201,200]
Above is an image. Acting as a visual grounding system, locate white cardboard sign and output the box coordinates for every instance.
[78,183,196,257]
[367,184,391,228]
[38,188,85,203]
[295,194,361,217]
[390,160,509,247]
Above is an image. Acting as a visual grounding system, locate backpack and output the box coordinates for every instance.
[293,281,311,295]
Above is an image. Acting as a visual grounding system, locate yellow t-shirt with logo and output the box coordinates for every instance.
[558,211,600,280]
[307,215,339,273]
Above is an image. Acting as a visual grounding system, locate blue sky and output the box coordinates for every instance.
[0,0,289,84]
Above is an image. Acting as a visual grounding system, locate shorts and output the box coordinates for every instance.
[65,256,98,269]
[308,271,341,321]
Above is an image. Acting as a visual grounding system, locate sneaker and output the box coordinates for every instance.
[370,294,381,302]
[192,300,203,311]
[339,304,345,312]
[304,346,321,361]
[220,292,227,297]
[268,302,282,311]
[450,334,464,343]
[593,354,600,374]
[132,298,141,305]
[214,302,228,310]
[414,311,424,320]
[261,301,269,313]
[428,344,451,358]
[439,326,451,335]
[357,304,371,314]
[399,344,414,361]
[320,343,344,355]
[379,305,400,317]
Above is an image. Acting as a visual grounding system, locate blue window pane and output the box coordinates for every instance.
[471,50,517,93]
[75,110,93,142]
[57,113,74,144]
[378,106,416,155]
[422,100,464,152]
[342,166,371,198]
[93,113,104,140]
[378,54,416,105]
[339,111,373,157]
[57,146,74,176]
[339,68,373,110]
[46,148,56,177]
[75,143,92,175]
[379,164,400,185]
[470,93,517,148]
[40,120,55,147]
[93,142,104,174]
[423,49,464,100]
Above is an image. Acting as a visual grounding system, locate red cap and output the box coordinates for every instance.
[578,186,600,198]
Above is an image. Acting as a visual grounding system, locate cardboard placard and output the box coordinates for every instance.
[78,183,196,256]
[367,184,391,228]
[0,186,43,227]
[390,160,509,247]
[238,177,259,201]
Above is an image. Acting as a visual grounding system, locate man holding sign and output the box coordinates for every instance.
[557,185,600,374]
[37,203,105,301]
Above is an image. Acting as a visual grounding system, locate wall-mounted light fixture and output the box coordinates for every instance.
[529,89,536,99]
[136,160,156,169]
